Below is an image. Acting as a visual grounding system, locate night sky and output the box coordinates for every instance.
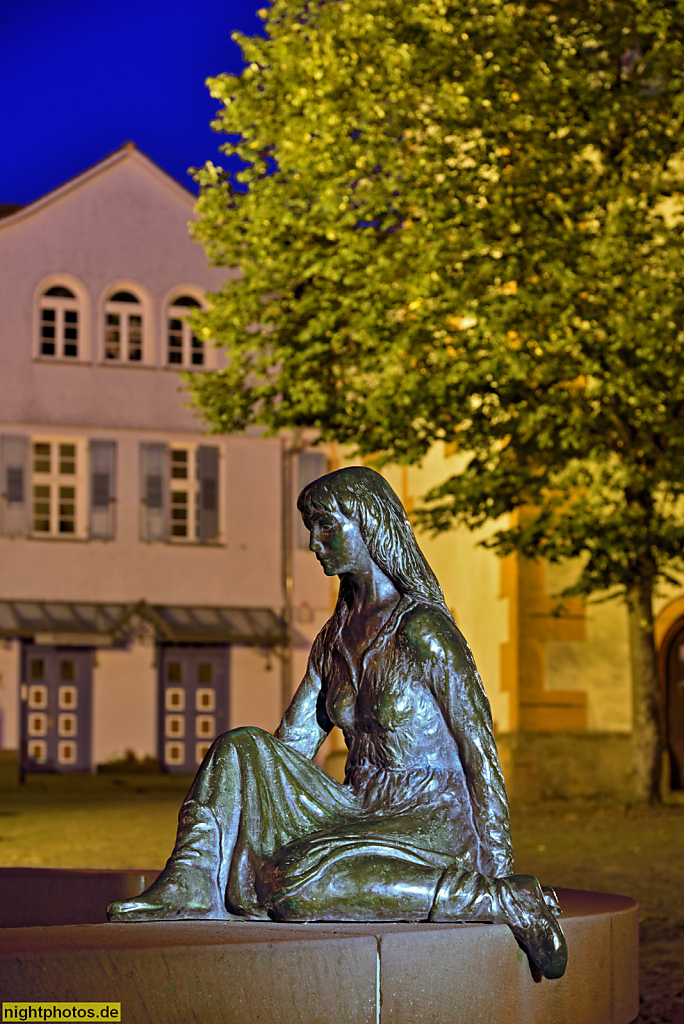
[0,0,267,206]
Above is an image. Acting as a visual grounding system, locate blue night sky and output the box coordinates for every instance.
[0,0,267,206]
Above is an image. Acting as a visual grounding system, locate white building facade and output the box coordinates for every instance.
[2,144,682,800]
[0,145,330,776]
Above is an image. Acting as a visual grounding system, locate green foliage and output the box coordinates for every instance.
[189,0,684,598]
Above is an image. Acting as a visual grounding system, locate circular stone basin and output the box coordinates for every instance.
[0,870,638,1024]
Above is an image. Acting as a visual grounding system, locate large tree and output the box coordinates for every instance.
[189,0,684,802]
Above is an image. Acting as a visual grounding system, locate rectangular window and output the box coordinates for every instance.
[30,438,85,538]
[166,298,204,368]
[171,445,220,543]
[140,443,219,544]
[106,306,144,363]
[4,437,113,540]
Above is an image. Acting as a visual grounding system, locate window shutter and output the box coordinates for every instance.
[297,451,328,548]
[1,435,28,536]
[197,445,219,543]
[140,443,168,541]
[89,440,116,539]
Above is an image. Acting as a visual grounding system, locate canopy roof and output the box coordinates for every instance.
[0,600,286,647]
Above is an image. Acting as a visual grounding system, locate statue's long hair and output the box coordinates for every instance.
[298,467,501,820]
[297,466,450,624]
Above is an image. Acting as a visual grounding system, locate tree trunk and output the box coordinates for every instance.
[626,571,663,804]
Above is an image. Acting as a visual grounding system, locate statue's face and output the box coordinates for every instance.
[306,508,372,577]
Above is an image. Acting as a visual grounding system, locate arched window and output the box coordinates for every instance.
[167,295,203,368]
[105,290,144,363]
[39,286,80,359]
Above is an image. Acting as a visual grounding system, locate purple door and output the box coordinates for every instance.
[158,646,230,774]
[21,644,93,773]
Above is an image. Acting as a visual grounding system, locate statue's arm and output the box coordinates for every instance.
[441,656,513,875]
[453,689,513,877]
[274,629,333,758]
[415,613,514,876]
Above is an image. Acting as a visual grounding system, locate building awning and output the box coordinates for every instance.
[0,600,286,647]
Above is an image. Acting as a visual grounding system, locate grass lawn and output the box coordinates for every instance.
[1,775,683,1023]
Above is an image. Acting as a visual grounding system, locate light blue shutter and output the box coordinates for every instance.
[89,440,116,539]
[140,443,168,541]
[1,435,28,537]
[197,446,219,543]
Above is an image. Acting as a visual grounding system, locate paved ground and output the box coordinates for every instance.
[512,799,684,1024]
[1,776,683,1023]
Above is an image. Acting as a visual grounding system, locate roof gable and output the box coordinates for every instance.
[0,144,195,231]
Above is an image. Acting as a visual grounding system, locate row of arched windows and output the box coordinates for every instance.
[37,282,207,369]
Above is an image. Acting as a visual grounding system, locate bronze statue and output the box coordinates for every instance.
[108,467,567,980]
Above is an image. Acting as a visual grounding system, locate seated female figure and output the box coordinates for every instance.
[109,467,566,980]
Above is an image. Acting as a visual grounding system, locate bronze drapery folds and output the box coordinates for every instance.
[109,467,567,980]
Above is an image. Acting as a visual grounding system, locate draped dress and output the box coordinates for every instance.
[186,594,515,922]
